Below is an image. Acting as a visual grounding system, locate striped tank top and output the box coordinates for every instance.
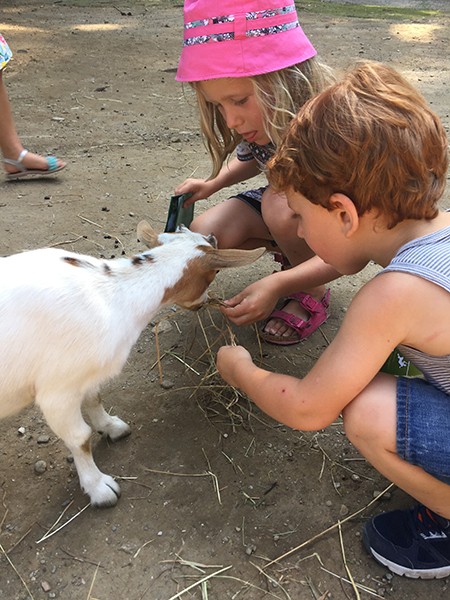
[381,225,450,395]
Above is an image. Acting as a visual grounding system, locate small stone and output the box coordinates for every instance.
[325,500,332,507]
[373,490,392,500]
[37,435,50,444]
[153,320,172,334]
[245,544,256,555]
[17,426,26,436]
[339,504,349,517]
[160,379,174,390]
[34,460,47,474]
[119,543,138,555]
[41,580,51,592]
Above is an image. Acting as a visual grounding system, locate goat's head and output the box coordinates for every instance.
[137,220,266,310]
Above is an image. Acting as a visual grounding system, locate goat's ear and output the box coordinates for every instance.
[202,247,266,269]
[137,220,161,248]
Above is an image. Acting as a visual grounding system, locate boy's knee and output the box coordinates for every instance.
[342,374,397,448]
[342,390,379,446]
[342,398,366,444]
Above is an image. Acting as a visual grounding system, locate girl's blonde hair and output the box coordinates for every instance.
[192,57,335,179]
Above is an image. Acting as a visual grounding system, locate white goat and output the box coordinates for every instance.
[0,221,264,507]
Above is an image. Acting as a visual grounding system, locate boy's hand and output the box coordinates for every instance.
[221,279,279,326]
[217,345,253,387]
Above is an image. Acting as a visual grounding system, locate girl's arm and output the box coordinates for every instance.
[217,274,409,430]
[176,158,261,206]
[222,255,341,325]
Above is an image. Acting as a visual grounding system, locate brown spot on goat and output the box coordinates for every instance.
[131,254,154,267]
[162,254,216,310]
[81,438,91,455]
[62,256,84,268]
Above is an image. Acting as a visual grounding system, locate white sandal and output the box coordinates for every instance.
[4,149,66,180]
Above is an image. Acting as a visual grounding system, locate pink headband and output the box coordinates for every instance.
[176,0,317,82]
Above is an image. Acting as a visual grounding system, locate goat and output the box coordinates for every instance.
[0,221,265,507]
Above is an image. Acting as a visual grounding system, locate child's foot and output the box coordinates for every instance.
[260,289,330,345]
[3,149,66,180]
[363,504,450,579]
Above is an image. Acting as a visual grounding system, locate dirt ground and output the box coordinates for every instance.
[0,1,449,599]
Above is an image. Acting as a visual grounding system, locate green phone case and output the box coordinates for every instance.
[164,193,194,232]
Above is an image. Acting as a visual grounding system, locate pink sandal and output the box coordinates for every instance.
[261,289,331,346]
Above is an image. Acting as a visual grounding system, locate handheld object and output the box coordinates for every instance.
[164,193,194,232]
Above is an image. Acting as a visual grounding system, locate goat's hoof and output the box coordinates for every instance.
[102,416,131,442]
[89,475,121,508]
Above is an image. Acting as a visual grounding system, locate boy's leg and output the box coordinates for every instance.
[190,197,273,249]
[343,372,450,516]
[344,372,450,579]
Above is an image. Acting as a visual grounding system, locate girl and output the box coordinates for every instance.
[0,34,65,180]
[175,0,335,345]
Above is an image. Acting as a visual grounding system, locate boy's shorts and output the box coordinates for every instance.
[397,376,450,484]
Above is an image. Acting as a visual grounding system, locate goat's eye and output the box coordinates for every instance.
[206,234,218,248]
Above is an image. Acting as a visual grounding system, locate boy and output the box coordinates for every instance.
[217,61,450,579]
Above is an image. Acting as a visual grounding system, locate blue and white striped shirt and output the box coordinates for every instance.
[382,225,450,395]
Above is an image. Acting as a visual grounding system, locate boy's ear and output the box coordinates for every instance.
[329,193,359,237]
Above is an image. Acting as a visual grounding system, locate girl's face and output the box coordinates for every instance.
[198,77,270,146]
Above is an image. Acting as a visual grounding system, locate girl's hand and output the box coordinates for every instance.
[174,178,216,206]
[220,278,280,326]
[216,345,253,387]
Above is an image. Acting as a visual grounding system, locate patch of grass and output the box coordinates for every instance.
[296,0,446,20]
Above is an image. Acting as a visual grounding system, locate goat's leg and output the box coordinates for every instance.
[36,391,121,507]
[84,393,131,441]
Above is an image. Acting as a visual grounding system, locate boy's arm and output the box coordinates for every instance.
[222,256,341,325]
[217,275,409,430]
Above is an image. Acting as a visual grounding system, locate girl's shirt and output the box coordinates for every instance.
[381,225,450,395]
[236,140,275,171]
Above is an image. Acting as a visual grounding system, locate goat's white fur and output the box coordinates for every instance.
[0,222,264,507]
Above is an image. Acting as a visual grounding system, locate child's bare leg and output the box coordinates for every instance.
[0,71,65,174]
[190,197,273,249]
[343,373,450,518]
[261,188,327,338]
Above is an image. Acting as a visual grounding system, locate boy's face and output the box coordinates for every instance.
[198,77,270,146]
[286,188,369,275]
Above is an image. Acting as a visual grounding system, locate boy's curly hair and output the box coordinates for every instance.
[192,57,334,179]
[268,61,448,229]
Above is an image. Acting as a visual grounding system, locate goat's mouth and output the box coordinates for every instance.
[179,293,209,312]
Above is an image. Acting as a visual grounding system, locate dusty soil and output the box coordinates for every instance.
[0,1,449,599]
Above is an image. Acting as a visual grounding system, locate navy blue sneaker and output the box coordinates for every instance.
[363,504,450,579]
